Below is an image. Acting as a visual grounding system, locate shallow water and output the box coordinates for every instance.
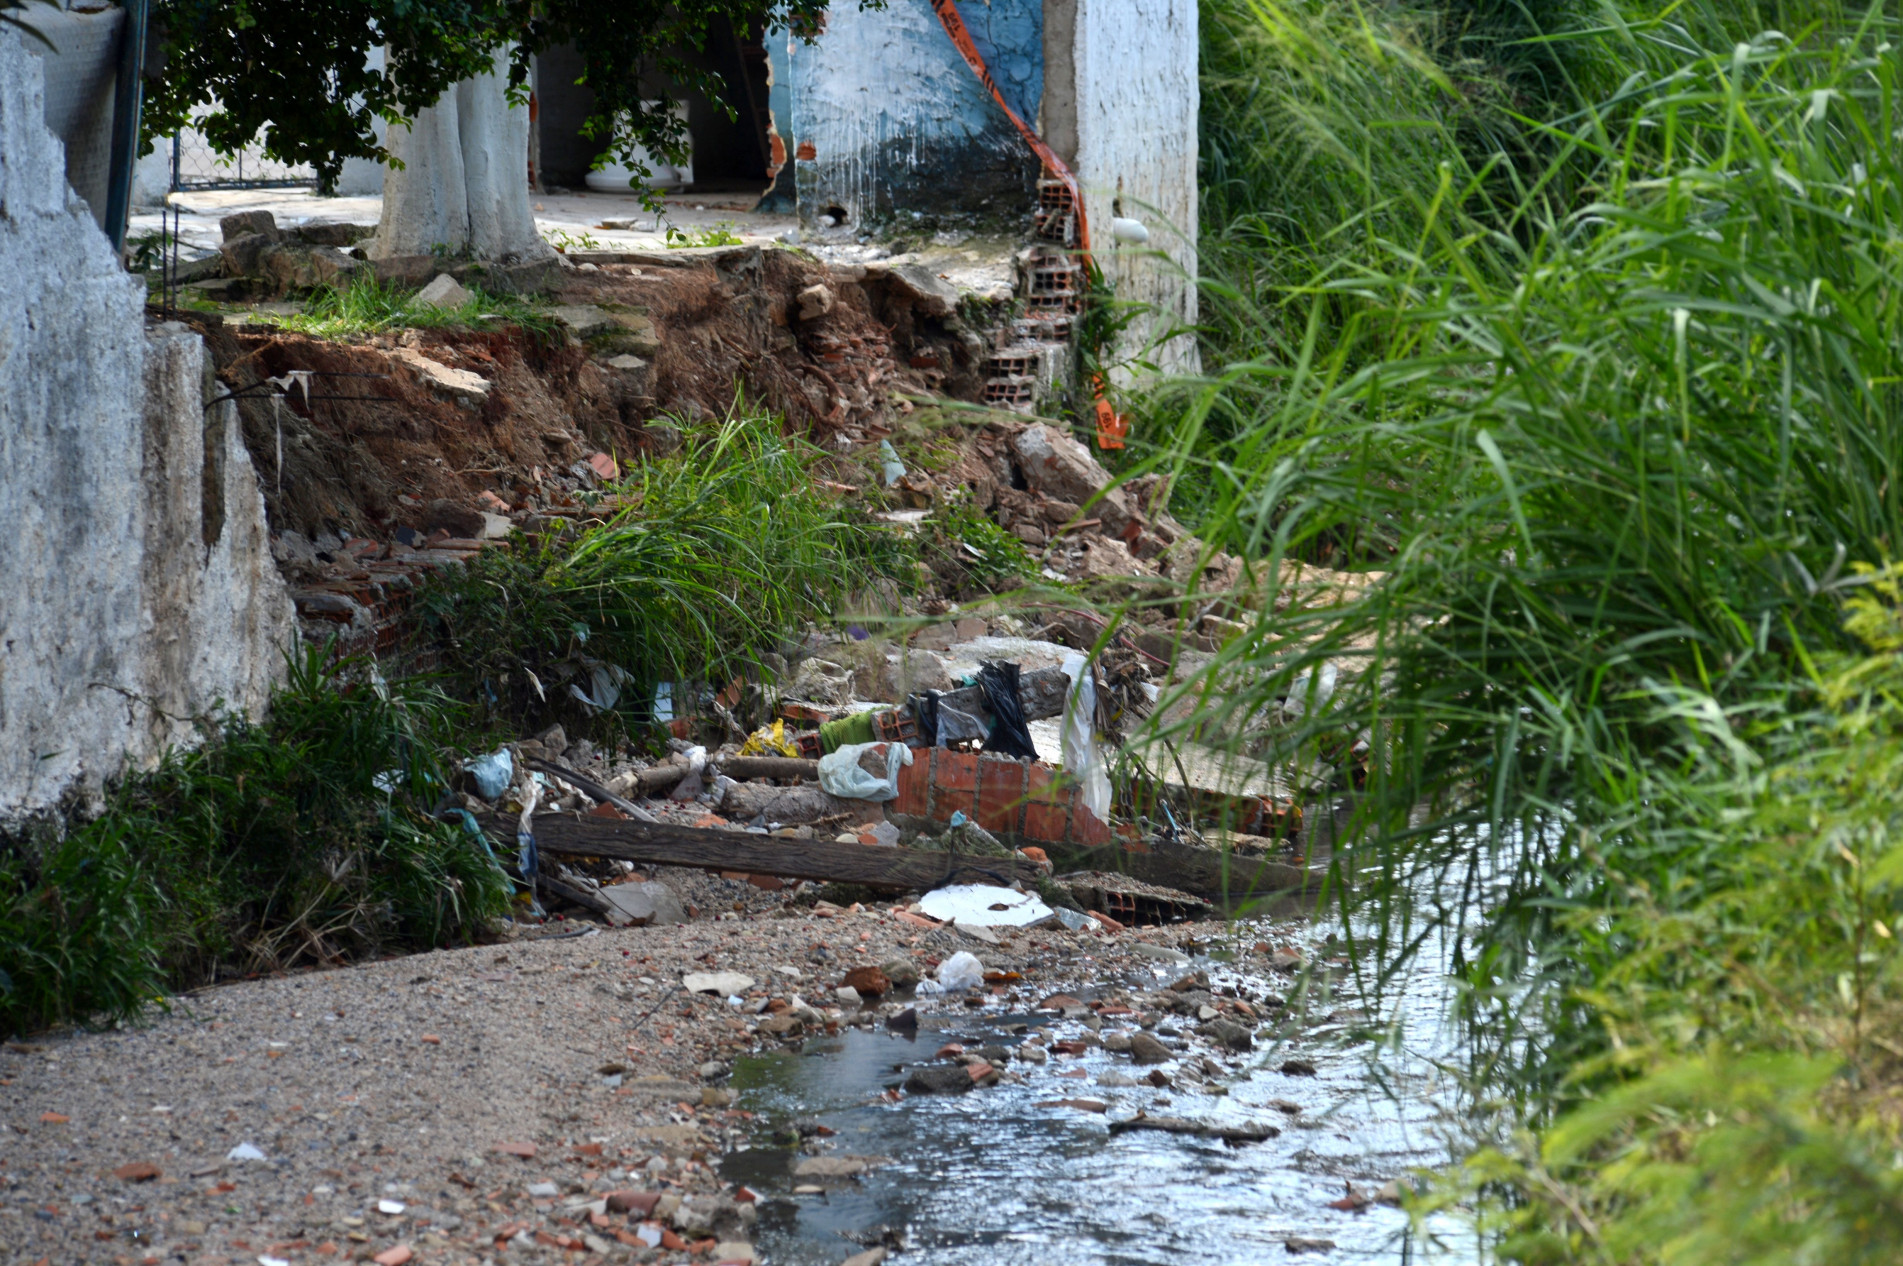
[720,917,1479,1265]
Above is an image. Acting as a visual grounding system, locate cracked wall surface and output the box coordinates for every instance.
[0,30,296,823]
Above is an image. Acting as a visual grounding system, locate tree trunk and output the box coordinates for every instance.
[369,48,551,262]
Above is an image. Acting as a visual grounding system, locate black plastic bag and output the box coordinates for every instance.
[978,661,1039,759]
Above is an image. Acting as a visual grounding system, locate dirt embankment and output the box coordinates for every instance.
[192,246,992,550]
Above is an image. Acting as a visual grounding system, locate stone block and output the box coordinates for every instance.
[219,231,270,277]
[293,220,373,248]
[220,209,279,242]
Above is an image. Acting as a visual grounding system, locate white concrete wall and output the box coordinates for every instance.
[0,30,296,823]
[1062,0,1200,377]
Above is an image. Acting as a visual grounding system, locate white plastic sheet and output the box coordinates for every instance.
[817,741,913,802]
[918,884,1053,927]
[934,950,986,990]
[1060,653,1112,822]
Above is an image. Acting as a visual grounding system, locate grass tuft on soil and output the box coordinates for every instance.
[252,274,562,342]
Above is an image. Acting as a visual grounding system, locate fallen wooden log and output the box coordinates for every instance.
[1050,842,1326,903]
[716,756,820,781]
[485,812,1039,892]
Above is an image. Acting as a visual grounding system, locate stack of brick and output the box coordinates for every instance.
[888,747,1137,853]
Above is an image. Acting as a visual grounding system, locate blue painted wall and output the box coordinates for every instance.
[952,0,1042,125]
[765,0,1043,228]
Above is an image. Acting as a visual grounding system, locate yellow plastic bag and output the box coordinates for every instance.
[739,720,800,758]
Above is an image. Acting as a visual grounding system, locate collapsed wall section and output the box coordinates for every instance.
[0,30,295,823]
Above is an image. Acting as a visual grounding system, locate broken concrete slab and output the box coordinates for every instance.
[414,273,475,309]
[392,347,491,406]
[884,264,960,317]
[599,880,687,927]
[549,305,662,355]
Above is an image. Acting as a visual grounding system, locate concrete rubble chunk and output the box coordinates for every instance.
[392,346,491,405]
[682,971,756,996]
[719,781,858,823]
[601,880,687,927]
[1129,1032,1174,1065]
[259,241,362,291]
[796,283,835,321]
[1011,424,1140,537]
[413,272,475,309]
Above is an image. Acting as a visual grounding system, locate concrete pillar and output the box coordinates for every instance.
[1045,0,1200,377]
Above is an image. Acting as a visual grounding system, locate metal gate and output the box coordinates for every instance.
[168,112,315,190]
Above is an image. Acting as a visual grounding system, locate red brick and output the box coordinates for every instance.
[976,757,1028,835]
[930,751,980,822]
[1073,798,1112,848]
[893,747,932,817]
[1021,775,1072,844]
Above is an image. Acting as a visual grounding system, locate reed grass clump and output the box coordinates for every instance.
[416,411,916,731]
[1161,0,1903,1251]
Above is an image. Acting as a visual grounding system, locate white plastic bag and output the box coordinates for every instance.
[1060,653,1112,823]
[817,741,914,802]
[934,950,985,991]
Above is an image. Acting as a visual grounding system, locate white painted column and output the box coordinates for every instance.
[1052,0,1200,378]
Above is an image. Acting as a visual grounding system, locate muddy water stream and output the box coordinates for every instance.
[720,913,1479,1264]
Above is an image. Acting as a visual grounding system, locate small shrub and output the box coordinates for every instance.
[414,411,916,732]
[0,648,511,1037]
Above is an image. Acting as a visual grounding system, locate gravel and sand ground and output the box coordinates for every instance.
[0,875,1294,1266]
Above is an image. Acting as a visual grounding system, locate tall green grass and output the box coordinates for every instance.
[0,648,509,1036]
[1165,0,1903,1249]
[416,411,915,731]
[1168,0,1902,1078]
[1422,572,1903,1261]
